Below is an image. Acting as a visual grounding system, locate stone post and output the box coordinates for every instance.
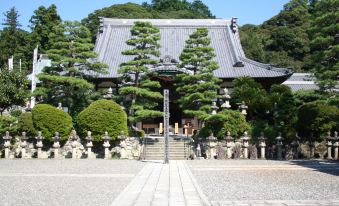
[276,133,284,160]
[3,131,12,159]
[53,132,61,159]
[334,131,338,160]
[85,131,94,159]
[118,131,128,159]
[258,132,266,159]
[35,132,44,159]
[326,131,333,160]
[20,132,28,159]
[241,132,250,159]
[225,132,234,159]
[102,132,111,159]
[309,133,315,158]
[70,130,79,159]
[207,133,217,159]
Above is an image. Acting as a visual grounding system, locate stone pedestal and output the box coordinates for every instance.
[207,133,217,159]
[69,130,79,159]
[327,141,333,160]
[85,131,94,159]
[241,132,250,159]
[35,132,44,159]
[276,133,284,160]
[52,132,61,159]
[3,131,12,159]
[102,132,111,159]
[20,132,28,159]
[71,142,77,159]
[334,142,339,160]
[260,145,266,159]
[225,132,234,159]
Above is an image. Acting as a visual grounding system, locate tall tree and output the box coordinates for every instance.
[119,21,163,125]
[176,28,220,128]
[0,7,32,70]
[30,4,62,53]
[36,21,107,117]
[309,0,339,91]
[0,68,28,115]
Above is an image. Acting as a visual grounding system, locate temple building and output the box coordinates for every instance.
[91,18,293,133]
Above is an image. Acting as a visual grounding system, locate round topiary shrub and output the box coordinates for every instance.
[76,99,128,142]
[32,104,73,141]
[18,112,37,137]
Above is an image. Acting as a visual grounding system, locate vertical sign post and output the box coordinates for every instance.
[163,89,169,164]
[30,46,38,109]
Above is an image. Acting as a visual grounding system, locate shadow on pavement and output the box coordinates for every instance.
[289,160,339,176]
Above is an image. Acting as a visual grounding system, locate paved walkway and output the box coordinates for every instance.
[111,160,209,206]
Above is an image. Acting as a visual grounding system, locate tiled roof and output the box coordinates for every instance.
[93,18,292,79]
[282,73,319,91]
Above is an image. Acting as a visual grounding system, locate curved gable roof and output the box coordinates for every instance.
[94,18,292,80]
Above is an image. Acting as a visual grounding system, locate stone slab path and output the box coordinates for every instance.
[111,160,210,206]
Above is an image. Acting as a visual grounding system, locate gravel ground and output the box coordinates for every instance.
[187,160,339,202]
[0,160,145,206]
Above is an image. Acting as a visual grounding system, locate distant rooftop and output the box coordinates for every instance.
[282,73,318,91]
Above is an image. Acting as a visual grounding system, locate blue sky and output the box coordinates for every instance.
[0,0,289,30]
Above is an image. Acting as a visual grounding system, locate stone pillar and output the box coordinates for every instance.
[334,131,339,160]
[241,132,250,159]
[35,132,44,159]
[225,132,234,159]
[276,133,284,160]
[102,132,111,159]
[207,133,217,159]
[53,132,61,159]
[3,131,12,159]
[258,133,266,159]
[85,131,94,159]
[118,131,127,159]
[20,132,28,159]
[70,130,79,159]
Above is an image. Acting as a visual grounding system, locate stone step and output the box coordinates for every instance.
[144,156,187,160]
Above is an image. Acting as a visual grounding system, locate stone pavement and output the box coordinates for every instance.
[111,160,210,206]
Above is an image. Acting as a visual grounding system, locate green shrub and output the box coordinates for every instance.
[10,109,22,118]
[76,100,128,141]
[199,110,251,139]
[32,104,73,141]
[18,112,37,137]
[297,102,339,141]
[0,115,18,135]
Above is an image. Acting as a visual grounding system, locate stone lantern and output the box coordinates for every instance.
[258,132,266,159]
[239,101,248,116]
[326,131,333,159]
[291,133,300,159]
[57,102,62,110]
[53,132,61,159]
[3,131,12,159]
[211,101,219,115]
[118,131,127,159]
[334,131,339,160]
[241,132,251,159]
[207,133,217,159]
[104,87,113,99]
[69,130,79,159]
[102,132,111,159]
[20,132,28,159]
[85,131,94,159]
[276,132,284,160]
[220,88,231,110]
[225,132,234,159]
[35,131,44,159]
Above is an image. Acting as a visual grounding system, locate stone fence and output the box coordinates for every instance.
[0,130,142,160]
[196,131,339,160]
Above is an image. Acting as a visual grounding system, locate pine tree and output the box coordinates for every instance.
[36,21,107,117]
[309,0,339,91]
[0,7,32,70]
[119,21,163,125]
[30,4,62,53]
[176,27,220,128]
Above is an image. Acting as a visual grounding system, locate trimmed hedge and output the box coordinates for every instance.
[32,104,73,141]
[76,100,128,141]
[18,112,37,137]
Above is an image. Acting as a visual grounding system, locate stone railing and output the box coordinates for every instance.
[195,131,339,160]
[0,130,142,160]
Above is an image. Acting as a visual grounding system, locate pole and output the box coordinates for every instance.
[164,89,169,164]
[31,46,38,109]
